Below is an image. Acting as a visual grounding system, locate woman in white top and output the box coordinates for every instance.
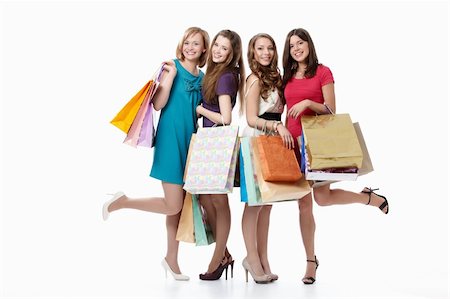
[241,33,294,283]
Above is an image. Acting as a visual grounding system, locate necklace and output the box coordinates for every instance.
[295,70,305,78]
[295,65,306,78]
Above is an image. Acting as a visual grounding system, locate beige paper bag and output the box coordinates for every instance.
[302,114,363,170]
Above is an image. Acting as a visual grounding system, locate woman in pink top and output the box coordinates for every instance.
[282,28,389,285]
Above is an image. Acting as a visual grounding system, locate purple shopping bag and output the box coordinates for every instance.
[122,85,152,148]
[137,102,155,148]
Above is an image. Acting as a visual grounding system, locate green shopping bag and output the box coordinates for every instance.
[192,194,214,246]
[240,137,264,206]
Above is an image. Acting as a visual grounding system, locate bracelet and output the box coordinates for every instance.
[273,121,281,133]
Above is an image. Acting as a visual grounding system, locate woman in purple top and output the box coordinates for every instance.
[195,29,245,281]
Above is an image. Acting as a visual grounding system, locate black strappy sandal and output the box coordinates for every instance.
[302,255,319,285]
[362,187,389,214]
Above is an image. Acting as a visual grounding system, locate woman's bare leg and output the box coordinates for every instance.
[256,205,274,275]
[298,194,317,282]
[107,182,184,215]
[165,211,182,273]
[206,194,231,272]
[313,185,388,213]
[242,204,266,276]
[107,183,185,273]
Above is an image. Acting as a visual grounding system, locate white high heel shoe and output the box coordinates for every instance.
[161,258,190,281]
[102,191,125,221]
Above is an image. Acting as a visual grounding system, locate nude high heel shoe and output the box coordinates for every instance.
[242,258,271,284]
[161,258,190,281]
[102,191,125,221]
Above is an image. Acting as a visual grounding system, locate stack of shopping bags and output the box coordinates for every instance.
[110,64,165,148]
[175,192,214,246]
[240,135,311,206]
[299,113,373,181]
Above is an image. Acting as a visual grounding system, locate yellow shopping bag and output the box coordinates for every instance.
[110,80,153,134]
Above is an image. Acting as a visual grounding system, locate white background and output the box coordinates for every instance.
[1,1,448,298]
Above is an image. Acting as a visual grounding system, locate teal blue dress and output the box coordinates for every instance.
[150,59,203,185]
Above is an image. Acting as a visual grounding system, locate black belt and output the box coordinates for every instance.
[260,112,281,121]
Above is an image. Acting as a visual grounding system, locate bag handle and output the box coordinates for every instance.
[244,78,259,99]
[253,117,273,137]
[324,103,335,115]
[212,114,225,127]
[152,63,166,83]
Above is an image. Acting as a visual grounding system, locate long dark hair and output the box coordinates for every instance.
[203,30,245,112]
[247,33,283,103]
[282,28,319,89]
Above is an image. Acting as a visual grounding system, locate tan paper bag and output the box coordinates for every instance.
[302,113,363,170]
[353,122,373,176]
[175,192,195,243]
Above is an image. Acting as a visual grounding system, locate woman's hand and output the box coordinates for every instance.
[162,60,177,78]
[277,124,295,149]
[287,99,311,119]
[196,104,204,117]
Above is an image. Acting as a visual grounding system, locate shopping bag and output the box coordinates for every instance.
[301,113,363,170]
[240,137,264,206]
[175,192,195,243]
[136,102,155,147]
[353,122,373,176]
[122,82,155,147]
[251,138,311,203]
[183,126,239,194]
[239,148,248,202]
[183,134,196,182]
[299,122,373,182]
[192,194,214,246]
[136,81,160,148]
[256,135,302,182]
[110,80,153,134]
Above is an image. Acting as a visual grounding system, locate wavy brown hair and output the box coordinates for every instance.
[176,27,210,68]
[247,33,283,103]
[202,30,245,113]
[282,28,319,89]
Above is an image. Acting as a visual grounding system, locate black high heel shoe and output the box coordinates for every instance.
[302,255,319,285]
[362,187,389,214]
[199,257,228,281]
[225,254,234,279]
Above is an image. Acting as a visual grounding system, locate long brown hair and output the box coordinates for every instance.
[282,28,319,89]
[203,30,245,113]
[175,27,210,68]
[247,33,283,103]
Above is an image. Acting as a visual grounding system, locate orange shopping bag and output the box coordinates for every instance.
[256,135,302,182]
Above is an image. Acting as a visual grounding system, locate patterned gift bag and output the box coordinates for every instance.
[183,126,239,194]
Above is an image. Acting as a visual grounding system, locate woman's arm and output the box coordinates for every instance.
[287,82,336,118]
[321,82,336,113]
[152,60,177,111]
[196,95,232,125]
[246,76,294,148]
[245,76,262,130]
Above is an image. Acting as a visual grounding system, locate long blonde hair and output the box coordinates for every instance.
[247,33,283,103]
[202,30,245,113]
[175,27,210,67]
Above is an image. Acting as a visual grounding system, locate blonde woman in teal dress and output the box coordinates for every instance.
[102,27,210,281]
